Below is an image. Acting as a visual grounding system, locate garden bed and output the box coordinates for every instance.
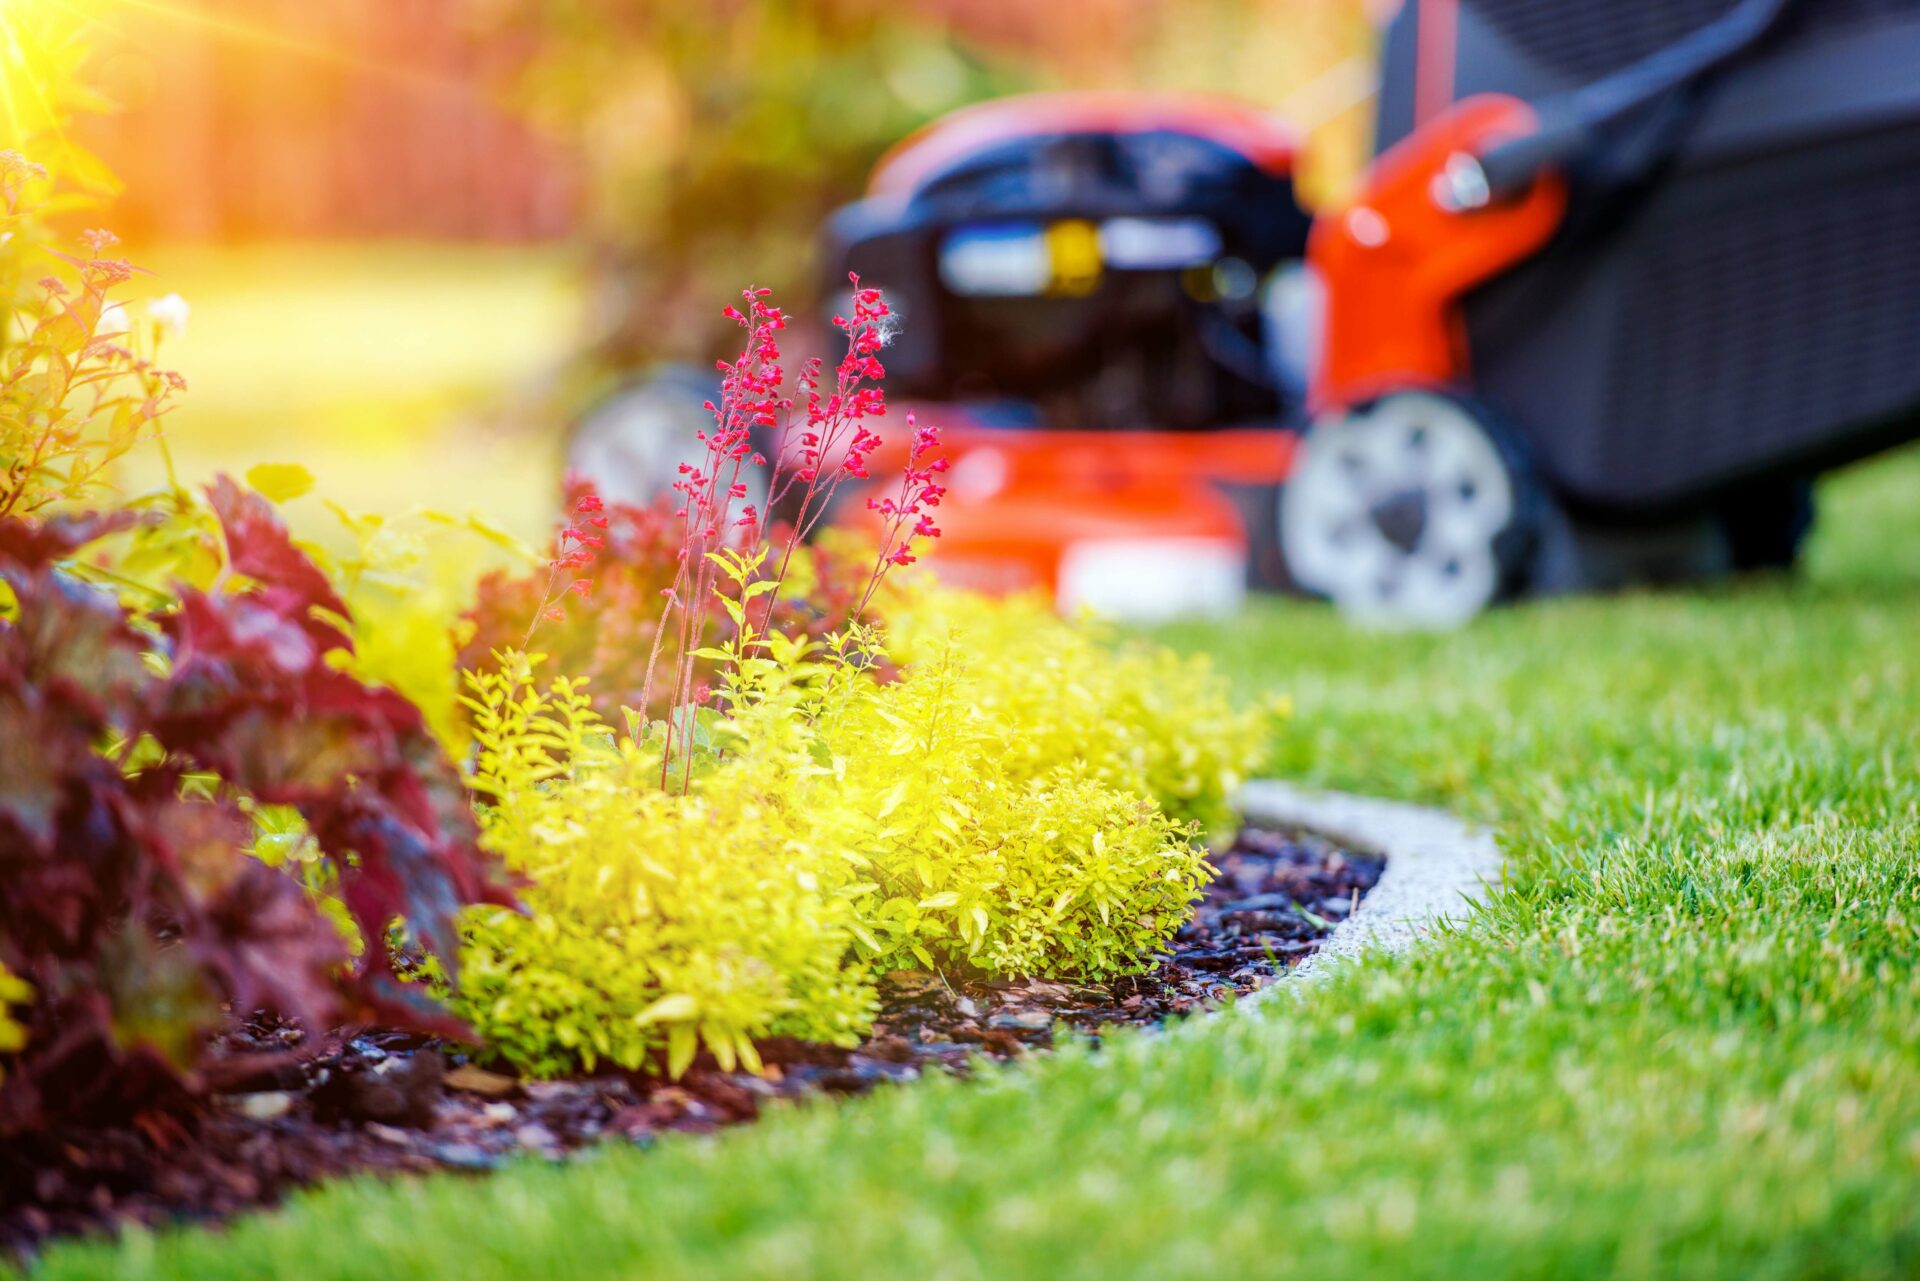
[0,824,1380,1261]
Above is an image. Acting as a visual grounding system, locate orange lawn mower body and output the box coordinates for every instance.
[1305,94,1566,415]
[856,409,1296,618]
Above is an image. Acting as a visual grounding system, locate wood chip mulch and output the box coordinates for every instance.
[1,825,1382,1261]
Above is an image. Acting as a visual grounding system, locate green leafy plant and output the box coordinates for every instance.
[299,476,541,755]
[453,591,1220,1078]
[0,149,228,622]
[452,627,1214,1078]
[0,8,122,330]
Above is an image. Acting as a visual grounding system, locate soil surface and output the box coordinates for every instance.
[1,826,1382,1262]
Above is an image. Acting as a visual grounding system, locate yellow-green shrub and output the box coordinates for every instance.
[449,617,1219,1077]
[886,586,1270,833]
[815,635,1209,980]
[451,656,874,1078]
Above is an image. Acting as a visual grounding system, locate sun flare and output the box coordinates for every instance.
[0,0,91,153]
[2,0,469,154]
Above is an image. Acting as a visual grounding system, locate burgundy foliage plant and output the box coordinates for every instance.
[0,479,513,1133]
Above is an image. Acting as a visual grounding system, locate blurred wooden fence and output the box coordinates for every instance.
[80,0,578,242]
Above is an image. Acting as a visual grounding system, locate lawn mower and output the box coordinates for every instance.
[573,0,1920,625]
[1282,0,1920,623]
[571,91,1318,620]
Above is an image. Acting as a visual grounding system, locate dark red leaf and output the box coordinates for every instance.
[2,499,511,1136]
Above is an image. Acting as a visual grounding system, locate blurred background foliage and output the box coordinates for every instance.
[5,0,1379,534]
[477,0,1378,364]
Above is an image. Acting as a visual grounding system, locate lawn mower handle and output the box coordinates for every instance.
[1468,0,1797,203]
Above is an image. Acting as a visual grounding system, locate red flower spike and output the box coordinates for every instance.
[477,280,941,780]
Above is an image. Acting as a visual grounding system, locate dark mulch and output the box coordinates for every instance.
[1,825,1382,1261]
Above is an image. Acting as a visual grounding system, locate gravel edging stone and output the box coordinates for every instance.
[1235,781,1502,983]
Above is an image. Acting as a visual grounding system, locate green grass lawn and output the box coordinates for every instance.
[27,446,1920,1280]
[119,241,584,541]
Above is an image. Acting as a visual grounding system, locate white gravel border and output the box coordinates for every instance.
[1235,781,1503,984]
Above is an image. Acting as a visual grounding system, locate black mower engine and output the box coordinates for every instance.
[823,95,1316,432]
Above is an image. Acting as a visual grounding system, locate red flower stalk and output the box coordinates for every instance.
[855,410,946,615]
[523,488,605,647]
[639,287,793,757]
[756,274,901,627]
[515,279,941,793]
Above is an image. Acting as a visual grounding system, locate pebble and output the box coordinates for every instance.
[431,1143,502,1171]
[514,1123,560,1150]
[222,1091,294,1121]
[1222,893,1296,913]
[844,1054,920,1081]
[445,1064,519,1096]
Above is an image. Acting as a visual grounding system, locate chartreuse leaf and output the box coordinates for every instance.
[634,993,697,1026]
[667,1025,698,1078]
[244,462,315,504]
